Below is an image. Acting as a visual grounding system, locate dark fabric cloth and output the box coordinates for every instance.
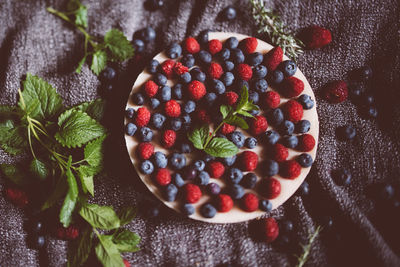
[1,0,400,266]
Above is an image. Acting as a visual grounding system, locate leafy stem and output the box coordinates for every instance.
[295,226,323,267]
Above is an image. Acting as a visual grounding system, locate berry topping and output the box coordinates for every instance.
[216,194,234,212]
[223,91,239,106]
[297,134,316,152]
[264,46,283,71]
[173,62,189,76]
[143,80,158,98]
[162,129,176,148]
[220,123,236,135]
[137,142,155,160]
[196,109,211,123]
[324,80,348,103]
[161,59,175,78]
[187,80,206,100]
[280,160,301,179]
[184,183,202,203]
[184,37,200,54]
[208,62,224,79]
[155,168,171,186]
[281,77,304,98]
[135,107,151,127]
[236,63,253,81]
[260,177,281,199]
[207,161,225,178]
[240,37,258,54]
[300,26,332,49]
[261,91,281,109]
[250,115,268,136]
[208,39,223,55]
[271,144,289,162]
[241,193,259,212]
[282,100,304,123]
[238,151,259,171]
[262,217,279,243]
[164,100,181,118]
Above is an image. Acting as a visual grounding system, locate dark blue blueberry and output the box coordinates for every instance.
[147,59,159,74]
[207,182,221,195]
[223,155,236,166]
[125,108,135,119]
[298,94,314,110]
[253,65,267,79]
[226,168,243,184]
[196,171,210,185]
[218,48,231,61]
[281,135,298,149]
[32,221,43,233]
[223,60,235,72]
[181,54,195,68]
[279,60,297,77]
[194,160,205,171]
[229,131,245,148]
[297,153,313,167]
[182,203,195,215]
[280,220,294,232]
[150,98,160,109]
[263,130,280,145]
[203,154,215,163]
[190,68,206,82]
[248,90,259,105]
[222,6,237,20]
[259,199,272,211]
[159,86,171,102]
[221,72,235,86]
[151,113,166,129]
[230,48,245,64]
[164,184,178,202]
[184,100,196,114]
[139,26,156,42]
[197,50,212,65]
[200,203,217,218]
[247,52,263,66]
[378,184,395,201]
[166,42,182,59]
[363,93,374,105]
[173,84,183,100]
[154,73,167,86]
[139,127,153,142]
[280,120,295,135]
[253,79,268,93]
[181,113,192,125]
[263,159,279,176]
[140,160,154,174]
[367,106,378,118]
[268,108,284,126]
[298,181,310,196]
[332,168,351,186]
[249,108,260,116]
[337,125,356,140]
[227,184,245,200]
[241,173,257,189]
[179,142,192,154]
[180,72,192,84]
[34,236,45,249]
[296,120,311,133]
[132,92,145,105]
[169,153,186,170]
[198,29,210,44]
[204,93,217,106]
[153,151,168,168]
[145,0,164,10]
[225,37,239,49]
[211,79,226,95]
[169,118,182,131]
[245,137,257,149]
[132,39,145,53]
[125,123,137,136]
[268,69,284,84]
[101,67,116,81]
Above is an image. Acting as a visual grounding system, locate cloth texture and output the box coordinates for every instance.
[1,0,400,266]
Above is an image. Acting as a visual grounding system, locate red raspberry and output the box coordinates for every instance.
[240,37,258,54]
[208,62,223,79]
[161,59,175,78]
[297,134,316,152]
[262,217,279,243]
[220,123,235,135]
[5,187,29,208]
[261,91,280,109]
[187,80,206,100]
[123,259,131,267]
[324,80,348,103]
[162,129,176,148]
[241,193,259,212]
[238,151,258,171]
[282,100,303,123]
[259,177,281,199]
[57,225,80,240]
[135,107,151,127]
[208,39,223,55]
[280,160,301,179]
[137,142,154,160]
[264,46,283,71]
[271,143,288,162]
[184,183,202,203]
[207,161,225,178]
[216,194,233,212]
[184,37,200,54]
[300,26,332,49]
[173,62,189,76]
[250,115,268,136]
[143,80,158,98]
[281,77,304,98]
[155,168,171,186]
[223,91,239,106]
[196,109,211,123]
[164,100,181,118]
[236,63,253,81]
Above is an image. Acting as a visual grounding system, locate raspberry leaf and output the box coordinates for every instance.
[204,137,238,157]
[77,167,94,196]
[79,203,121,230]
[73,98,106,121]
[67,226,93,267]
[91,50,107,75]
[84,135,106,168]
[67,0,88,28]
[187,124,209,149]
[104,29,134,62]
[95,234,125,267]
[60,164,79,227]
[0,120,27,155]
[29,158,49,180]
[117,207,137,226]
[112,229,141,252]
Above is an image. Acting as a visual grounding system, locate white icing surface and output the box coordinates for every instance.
[124,32,319,223]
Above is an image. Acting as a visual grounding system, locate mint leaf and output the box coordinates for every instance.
[243,102,259,112]
[117,206,137,226]
[0,120,27,155]
[30,159,48,180]
[60,158,79,227]
[74,4,88,28]
[112,229,140,252]
[220,105,233,119]
[187,125,209,149]
[91,50,107,75]
[236,110,254,118]
[76,56,87,74]
[236,86,249,111]
[95,235,125,267]
[84,135,105,167]
[224,115,249,129]
[74,98,106,121]
[42,177,68,210]
[19,73,64,121]
[0,164,28,186]
[104,29,134,62]
[204,137,239,157]
[55,109,105,148]
[78,164,101,180]
[68,227,93,267]
[79,203,120,230]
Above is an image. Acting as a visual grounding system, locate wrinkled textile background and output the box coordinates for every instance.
[0,0,400,266]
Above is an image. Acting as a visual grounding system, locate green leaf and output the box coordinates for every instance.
[220,105,233,119]
[104,29,134,62]
[55,109,105,148]
[75,56,87,74]
[187,124,209,150]
[79,203,120,230]
[243,102,259,112]
[79,173,94,196]
[74,4,88,28]
[30,159,48,180]
[42,176,68,210]
[117,206,137,226]
[0,164,28,186]
[204,137,239,158]
[236,85,249,111]
[0,120,27,155]
[95,235,125,267]
[112,229,140,252]
[78,164,101,179]
[224,115,249,129]
[67,227,93,267]
[74,98,106,121]
[60,159,79,227]
[18,73,64,121]
[84,135,105,167]
[236,110,254,118]
[91,50,107,75]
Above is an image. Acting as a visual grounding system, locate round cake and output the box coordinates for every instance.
[124,32,318,223]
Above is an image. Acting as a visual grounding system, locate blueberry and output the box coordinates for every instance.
[363,93,374,105]
[337,125,356,140]
[196,171,210,185]
[297,153,313,167]
[378,184,395,201]
[298,94,314,110]
[184,100,196,113]
[281,135,298,149]
[229,131,245,148]
[249,108,260,116]
[169,118,182,131]
[204,93,217,106]
[169,153,186,170]
[146,205,160,218]
[200,203,217,218]
[166,42,182,59]
[221,72,235,86]
[367,106,378,118]
[145,0,164,10]
[181,54,195,68]
[139,26,156,42]
[211,79,226,95]
[139,127,153,141]
[296,120,311,133]
[150,98,160,109]
[225,37,239,49]
[197,50,212,65]
[279,60,297,77]
[245,137,257,149]
[332,168,351,186]
[252,79,268,93]
[180,72,192,84]
[203,154,215,163]
[227,184,245,200]
[173,84,183,100]
[280,120,295,135]
[198,29,210,44]
[267,108,284,126]
[241,173,257,189]
[184,166,197,180]
[147,59,159,74]
[216,48,230,61]
[298,181,310,196]
[223,61,235,72]
[32,221,43,233]
[349,83,364,100]
[132,93,145,105]
[154,73,167,86]
[230,48,245,64]
[132,39,145,53]
[152,152,168,168]
[190,68,206,82]
[236,79,249,92]
[125,123,137,136]
[34,236,45,249]
[253,65,267,79]
[280,220,294,232]
[125,108,135,119]
[164,184,178,202]
[151,113,166,129]
[101,67,116,81]
[221,6,237,20]
[181,113,192,125]
[226,168,243,184]
[248,90,259,104]
[194,160,205,171]
[353,65,373,81]
[182,203,195,215]
[159,86,171,102]
[263,159,279,176]
[179,142,192,154]
[222,155,236,166]
[263,130,280,145]
[268,69,284,84]
[247,52,263,66]
[140,160,154,174]
[259,199,272,211]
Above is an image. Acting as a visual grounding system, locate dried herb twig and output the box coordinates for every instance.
[295,225,323,267]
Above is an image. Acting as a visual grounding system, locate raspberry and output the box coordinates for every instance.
[135,107,151,127]
[223,91,238,106]
[196,109,211,123]
[137,142,154,160]
[250,115,268,136]
[162,129,176,148]
[240,37,258,54]
[261,91,280,109]
[161,59,175,78]
[262,217,279,243]
[56,225,80,240]
[324,80,348,103]
[300,26,332,49]
[207,161,225,178]
[184,183,202,203]
[297,134,316,152]
[280,77,304,98]
[271,143,288,162]
[280,160,301,179]
[220,123,235,135]
[164,100,181,118]
[208,62,223,79]
[187,80,206,100]
[259,177,281,199]
[208,39,223,55]
[241,193,259,212]
[236,63,253,81]
[124,259,131,267]
[155,168,171,186]
[184,37,200,54]
[143,80,158,97]
[173,62,189,76]
[238,151,258,171]
[282,100,303,123]
[5,187,29,208]
[264,46,283,71]
[216,194,233,212]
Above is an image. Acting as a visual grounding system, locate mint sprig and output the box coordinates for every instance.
[187,86,259,157]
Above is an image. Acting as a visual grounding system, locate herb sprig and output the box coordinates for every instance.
[249,0,304,60]
[187,86,258,158]
[47,0,134,75]
[295,226,322,267]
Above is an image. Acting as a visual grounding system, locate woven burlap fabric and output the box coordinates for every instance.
[1,0,400,266]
